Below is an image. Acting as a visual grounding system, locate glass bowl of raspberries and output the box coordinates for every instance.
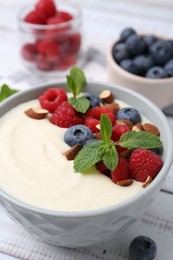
[0,67,173,247]
[107,27,173,109]
[17,0,82,76]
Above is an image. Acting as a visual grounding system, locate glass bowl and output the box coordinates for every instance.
[17,1,82,77]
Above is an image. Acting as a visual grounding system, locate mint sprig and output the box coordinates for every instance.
[74,114,163,173]
[118,131,163,149]
[74,140,105,172]
[66,67,90,113]
[0,84,19,102]
[74,114,119,172]
[100,113,112,143]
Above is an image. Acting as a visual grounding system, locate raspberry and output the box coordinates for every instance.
[46,16,70,35]
[129,148,163,182]
[21,43,38,62]
[111,157,132,183]
[36,54,55,71]
[48,11,73,23]
[86,106,116,125]
[35,0,57,19]
[96,161,111,177]
[36,40,60,62]
[58,54,76,71]
[39,87,67,113]
[117,146,131,158]
[66,33,81,54]
[58,11,73,21]
[85,117,100,133]
[47,15,64,24]
[24,10,47,24]
[111,124,130,142]
[50,101,84,128]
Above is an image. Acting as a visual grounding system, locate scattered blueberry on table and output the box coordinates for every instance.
[129,235,157,260]
[112,27,173,79]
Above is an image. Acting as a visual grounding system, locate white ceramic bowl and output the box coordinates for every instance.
[0,81,173,248]
[107,42,173,109]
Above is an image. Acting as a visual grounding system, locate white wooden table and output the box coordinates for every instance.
[1,1,173,259]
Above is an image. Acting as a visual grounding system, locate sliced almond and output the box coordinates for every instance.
[64,144,81,160]
[95,132,101,140]
[132,123,143,132]
[116,119,133,129]
[107,102,120,114]
[96,124,100,130]
[99,90,114,104]
[24,107,48,119]
[116,179,133,186]
[142,176,153,188]
[142,123,160,136]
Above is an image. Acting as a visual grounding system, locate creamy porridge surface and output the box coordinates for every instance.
[0,99,144,211]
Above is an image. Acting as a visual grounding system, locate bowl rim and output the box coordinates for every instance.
[0,80,173,218]
[108,41,173,84]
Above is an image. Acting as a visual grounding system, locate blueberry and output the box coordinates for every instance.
[150,40,173,65]
[116,107,141,124]
[167,39,173,49]
[112,43,129,63]
[129,235,157,260]
[119,59,138,75]
[150,147,163,155]
[143,35,157,48]
[64,125,94,147]
[85,93,102,108]
[145,66,167,79]
[164,58,173,77]
[120,27,136,42]
[126,35,146,56]
[133,55,153,75]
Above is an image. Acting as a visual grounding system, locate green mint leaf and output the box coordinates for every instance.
[102,144,118,171]
[70,67,86,96]
[0,84,19,102]
[66,75,74,94]
[68,96,90,113]
[66,67,86,97]
[100,114,113,144]
[74,140,105,172]
[119,131,163,150]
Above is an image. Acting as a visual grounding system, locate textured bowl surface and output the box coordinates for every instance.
[0,81,173,247]
[107,42,173,109]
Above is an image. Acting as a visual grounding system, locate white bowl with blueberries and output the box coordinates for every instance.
[107,27,173,109]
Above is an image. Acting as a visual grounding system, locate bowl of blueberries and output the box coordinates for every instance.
[107,27,173,109]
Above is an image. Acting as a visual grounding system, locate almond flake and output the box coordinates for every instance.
[96,124,100,130]
[116,119,133,129]
[142,176,153,188]
[99,90,114,103]
[64,144,81,160]
[24,107,48,119]
[95,132,101,140]
[132,123,143,132]
[142,123,160,136]
[107,102,120,114]
[116,179,133,186]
